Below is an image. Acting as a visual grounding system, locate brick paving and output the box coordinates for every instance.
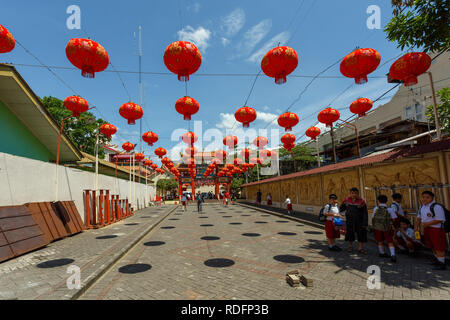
[79,203,450,300]
[0,205,176,300]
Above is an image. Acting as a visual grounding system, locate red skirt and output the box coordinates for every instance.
[374,229,393,243]
[287,204,293,211]
[325,220,340,239]
[267,200,272,205]
[424,227,447,252]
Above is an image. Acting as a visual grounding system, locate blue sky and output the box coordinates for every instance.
[1,0,406,163]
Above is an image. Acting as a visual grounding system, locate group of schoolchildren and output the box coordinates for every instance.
[322,188,448,270]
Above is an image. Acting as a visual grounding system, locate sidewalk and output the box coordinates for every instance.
[0,205,177,300]
[237,201,449,261]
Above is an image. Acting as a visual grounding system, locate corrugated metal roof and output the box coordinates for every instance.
[242,139,450,187]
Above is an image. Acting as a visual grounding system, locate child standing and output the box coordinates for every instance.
[284,196,293,215]
[323,194,343,252]
[267,193,272,206]
[372,195,398,263]
[416,191,447,270]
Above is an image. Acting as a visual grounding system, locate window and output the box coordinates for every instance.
[404,103,424,121]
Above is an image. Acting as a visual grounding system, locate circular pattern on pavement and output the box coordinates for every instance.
[273,255,305,264]
[143,241,165,246]
[204,258,235,268]
[118,263,152,274]
[37,258,75,268]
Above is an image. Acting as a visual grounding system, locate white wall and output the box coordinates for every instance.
[0,152,156,222]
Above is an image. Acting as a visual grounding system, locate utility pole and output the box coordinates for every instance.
[428,72,442,141]
[330,126,337,164]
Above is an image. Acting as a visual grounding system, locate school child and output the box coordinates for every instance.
[284,196,293,215]
[323,194,343,252]
[394,218,423,255]
[267,193,272,206]
[416,191,447,270]
[390,193,405,228]
[372,195,398,263]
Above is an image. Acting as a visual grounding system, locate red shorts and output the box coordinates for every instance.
[325,220,340,239]
[374,230,394,243]
[267,200,272,205]
[424,227,447,252]
[182,201,186,206]
[287,204,293,211]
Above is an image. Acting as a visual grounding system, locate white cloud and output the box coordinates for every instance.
[188,2,201,13]
[221,37,231,46]
[221,8,245,38]
[216,113,236,129]
[247,31,290,63]
[235,19,272,57]
[263,105,270,111]
[177,26,212,52]
[255,111,278,123]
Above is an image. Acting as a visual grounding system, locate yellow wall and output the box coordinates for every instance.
[243,153,449,212]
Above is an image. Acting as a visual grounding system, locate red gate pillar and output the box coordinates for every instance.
[92,190,97,226]
[105,190,110,225]
[191,180,195,198]
[84,190,91,229]
[98,190,104,226]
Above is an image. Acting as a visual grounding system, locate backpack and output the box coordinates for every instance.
[372,206,392,232]
[427,203,450,232]
[319,204,331,222]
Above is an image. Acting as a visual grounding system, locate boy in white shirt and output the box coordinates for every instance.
[390,193,405,229]
[323,194,343,252]
[394,218,423,255]
[284,196,292,215]
[415,191,447,270]
[372,195,398,263]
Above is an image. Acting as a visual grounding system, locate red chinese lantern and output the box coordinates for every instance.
[134,153,145,162]
[253,136,268,149]
[151,164,158,170]
[185,146,197,157]
[0,25,15,53]
[163,41,202,81]
[350,98,373,117]
[142,131,158,146]
[281,133,296,145]
[261,46,298,84]
[340,48,381,84]
[144,159,153,167]
[250,157,263,165]
[182,131,198,145]
[119,102,143,125]
[63,96,89,117]
[278,112,299,131]
[99,123,117,138]
[161,157,171,165]
[215,150,227,162]
[223,135,238,149]
[235,106,257,128]
[155,147,167,159]
[305,127,321,140]
[234,158,243,166]
[283,143,295,151]
[389,52,431,86]
[122,142,135,152]
[175,96,199,120]
[260,149,272,159]
[241,148,251,160]
[65,38,109,78]
[318,108,340,127]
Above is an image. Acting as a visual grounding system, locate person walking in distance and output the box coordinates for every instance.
[256,190,262,205]
[267,193,272,206]
[323,194,343,251]
[284,195,293,215]
[340,187,369,254]
[181,193,187,212]
[196,191,203,213]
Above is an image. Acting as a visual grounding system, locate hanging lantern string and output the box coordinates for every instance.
[109,62,132,101]
[285,0,316,46]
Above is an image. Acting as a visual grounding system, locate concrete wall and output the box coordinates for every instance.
[0,152,156,222]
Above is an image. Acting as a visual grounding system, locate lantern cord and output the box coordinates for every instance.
[109,62,132,101]
[15,40,81,97]
[286,0,316,46]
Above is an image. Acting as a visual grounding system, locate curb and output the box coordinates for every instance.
[70,205,179,300]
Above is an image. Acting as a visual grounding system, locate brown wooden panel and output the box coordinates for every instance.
[9,235,48,257]
[27,203,53,243]
[67,201,86,231]
[26,202,68,240]
[0,232,8,247]
[0,245,14,263]
[61,201,83,233]
[0,216,36,231]
[53,201,78,235]
[3,225,43,243]
[0,206,29,219]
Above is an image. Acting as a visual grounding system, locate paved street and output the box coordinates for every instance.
[79,203,450,300]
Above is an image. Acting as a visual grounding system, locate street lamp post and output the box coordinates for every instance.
[428,72,442,141]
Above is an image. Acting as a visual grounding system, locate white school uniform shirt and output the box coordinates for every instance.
[418,201,446,229]
[396,228,418,242]
[284,198,291,205]
[267,195,272,201]
[323,203,340,221]
[372,203,398,219]
[390,201,405,217]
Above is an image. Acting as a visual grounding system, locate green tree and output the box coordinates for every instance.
[385,0,450,52]
[41,96,109,158]
[426,87,450,133]
[156,178,178,195]
[279,143,318,171]
[230,176,245,193]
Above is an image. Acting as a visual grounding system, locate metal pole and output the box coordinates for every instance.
[330,126,337,164]
[94,133,99,192]
[138,26,144,152]
[428,72,442,141]
[315,138,321,167]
